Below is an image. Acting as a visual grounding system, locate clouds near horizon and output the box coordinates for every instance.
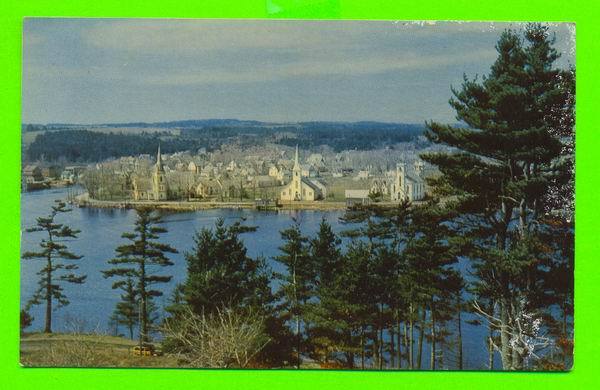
[22,19,575,124]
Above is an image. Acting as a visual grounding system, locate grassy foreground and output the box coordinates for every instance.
[20,333,179,368]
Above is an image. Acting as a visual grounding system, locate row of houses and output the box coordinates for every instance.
[80,142,433,204]
[130,146,284,201]
[22,164,85,191]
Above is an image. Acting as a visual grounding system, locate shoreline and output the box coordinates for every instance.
[73,195,356,211]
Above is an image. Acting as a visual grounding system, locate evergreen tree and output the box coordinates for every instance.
[422,24,574,369]
[338,203,417,370]
[20,309,34,333]
[166,217,293,367]
[110,277,139,340]
[374,200,413,369]
[180,218,271,315]
[311,218,342,289]
[22,200,85,333]
[273,219,313,368]
[305,218,344,364]
[103,208,177,345]
[398,201,461,369]
[342,241,376,369]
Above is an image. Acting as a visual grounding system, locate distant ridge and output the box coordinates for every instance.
[27,119,425,130]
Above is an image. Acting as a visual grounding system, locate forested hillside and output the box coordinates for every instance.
[24,122,425,162]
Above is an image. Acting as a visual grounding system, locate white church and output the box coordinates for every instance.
[390,161,426,202]
[280,146,325,201]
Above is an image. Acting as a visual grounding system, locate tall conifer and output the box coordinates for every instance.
[273,219,313,368]
[22,200,85,333]
[422,24,574,369]
[103,208,177,345]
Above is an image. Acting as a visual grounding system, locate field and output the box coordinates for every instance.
[19,333,329,369]
[20,333,179,368]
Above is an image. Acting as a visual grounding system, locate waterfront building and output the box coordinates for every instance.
[280,146,324,201]
[132,145,169,201]
[390,163,425,202]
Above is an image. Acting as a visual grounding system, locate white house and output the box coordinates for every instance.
[345,189,371,206]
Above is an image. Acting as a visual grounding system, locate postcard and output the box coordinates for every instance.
[20,19,574,370]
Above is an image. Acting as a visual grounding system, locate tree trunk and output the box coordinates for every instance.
[430,305,436,370]
[488,333,494,370]
[512,344,523,370]
[292,259,301,369]
[440,337,445,369]
[360,325,365,369]
[519,197,527,239]
[296,316,301,369]
[417,308,426,369]
[409,305,414,369]
[379,327,384,370]
[141,294,148,343]
[499,299,512,370]
[457,298,463,370]
[45,254,52,333]
[497,202,514,370]
[378,303,384,370]
[397,316,403,369]
[562,303,568,367]
[345,352,354,369]
[373,327,380,369]
[390,326,395,369]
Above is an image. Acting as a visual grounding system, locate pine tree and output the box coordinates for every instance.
[342,241,376,369]
[180,218,271,315]
[340,204,393,369]
[311,218,342,289]
[273,218,313,369]
[374,200,413,369]
[22,200,85,333]
[399,201,461,369]
[103,208,177,345]
[305,218,343,364]
[166,217,293,367]
[110,277,139,340]
[20,309,34,333]
[422,24,574,370]
[339,202,416,370]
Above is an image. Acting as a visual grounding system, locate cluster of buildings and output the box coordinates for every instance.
[22,164,85,191]
[279,146,326,201]
[70,142,434,205]
[127,145,285,202]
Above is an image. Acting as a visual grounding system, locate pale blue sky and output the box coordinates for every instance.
[22,19,575,124]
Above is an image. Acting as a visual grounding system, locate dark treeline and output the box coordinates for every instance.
[181,123,425,151]
[26,130,202,162]
[276,124,424,152]
[160,202,473,369]
[25,122,425,162]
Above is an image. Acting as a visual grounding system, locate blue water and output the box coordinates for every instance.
[21,187,497,369]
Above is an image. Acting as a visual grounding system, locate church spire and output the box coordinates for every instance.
[156,143,163,171]
[293,145,299,170]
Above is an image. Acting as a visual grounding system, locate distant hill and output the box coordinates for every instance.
[23,119,424,131]
[23,119,429,162]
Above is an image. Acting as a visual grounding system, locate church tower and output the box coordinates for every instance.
[393,163,406,201]
[152,144,168,200]
[292,145,302,200]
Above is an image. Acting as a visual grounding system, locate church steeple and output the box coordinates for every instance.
[156,143,164,172]
[293,145,300,171]
[152,143,167,200]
